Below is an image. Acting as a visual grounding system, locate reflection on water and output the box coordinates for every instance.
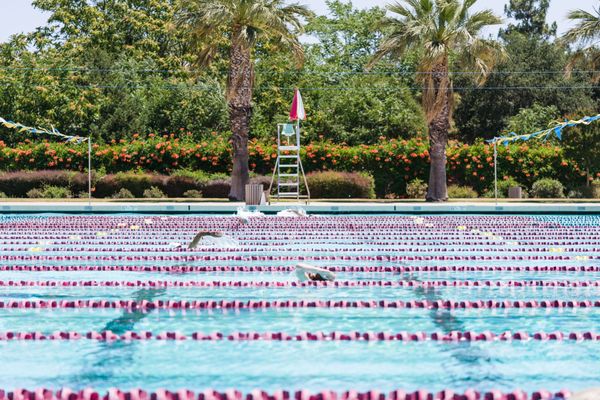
[411,275,507,389]
[69,288,167,388]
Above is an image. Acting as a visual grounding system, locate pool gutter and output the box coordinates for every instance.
[2,201,600,214]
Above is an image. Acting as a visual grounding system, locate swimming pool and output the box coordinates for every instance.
[0,214,598,399]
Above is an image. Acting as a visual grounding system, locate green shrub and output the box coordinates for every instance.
[568,180,600,198]
[25,185,72,199]
[143,186,166,198]
[201,178,231,198]
[567,185,591,199]
[42,185,72,199]
[406,178,427,199]
[0,170,89,197]
[163,175,202,197]
[483,177,524,198]
[116,172,160,196]
[531,178,565,198]
[305,171,375,199]
[94,172,164,197]
[112,188,135,199]
[26,188,44,198]
[447,185,478,199]
[592,180,600,199]
[0,191,7,198]
[172,169,227,183]
[183,189,203,198]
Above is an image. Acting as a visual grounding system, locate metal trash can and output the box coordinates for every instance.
[508,186,522,199]
[245,184,264,205]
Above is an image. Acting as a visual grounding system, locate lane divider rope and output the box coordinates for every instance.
[0,255,595,261]
[0,299,598,310]
[1,266,599,273]
[1,280,598,288]
[0,387,572,400]
[0,330,598,341]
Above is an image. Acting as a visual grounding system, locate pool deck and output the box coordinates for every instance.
[1,200,600,214]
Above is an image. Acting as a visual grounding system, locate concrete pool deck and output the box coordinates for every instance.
[1,199,600,213]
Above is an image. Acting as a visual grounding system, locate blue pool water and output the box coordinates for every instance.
[0,214,599,394]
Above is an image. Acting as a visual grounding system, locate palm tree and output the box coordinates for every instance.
[563,7,600,46]
[176,0,313,200]
[370,0,504,201]
[562,7,600,83]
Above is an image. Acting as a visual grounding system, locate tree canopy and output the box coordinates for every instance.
[0,0,597,150]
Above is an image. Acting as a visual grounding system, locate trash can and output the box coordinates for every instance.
[245,184,264,205]
[508,186,522,199]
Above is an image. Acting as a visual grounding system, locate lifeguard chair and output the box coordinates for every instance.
[268,122,310,203]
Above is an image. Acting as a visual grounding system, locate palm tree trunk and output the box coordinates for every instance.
[227,37,253,201]
[426,62,450,202]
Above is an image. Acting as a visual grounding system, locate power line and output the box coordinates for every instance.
[0,81,598,91]
[1,65,600,76]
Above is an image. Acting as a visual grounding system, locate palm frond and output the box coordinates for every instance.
[562,7,600,46]
[370,0,504,121]
[565,47,600,83]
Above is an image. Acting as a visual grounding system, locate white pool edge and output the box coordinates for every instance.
[1,201,600,213]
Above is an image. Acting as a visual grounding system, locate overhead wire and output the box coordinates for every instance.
[0,65,600,76]
[0,81,597,91]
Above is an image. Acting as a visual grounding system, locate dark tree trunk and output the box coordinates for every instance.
[227,37,253,201]
[426,62,450,202]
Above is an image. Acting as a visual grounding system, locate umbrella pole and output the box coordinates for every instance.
[494,141,498,204]
[88,137,92,206]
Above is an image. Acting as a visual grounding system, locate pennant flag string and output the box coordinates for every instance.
[487,114,600,146]
[0,117,88,144]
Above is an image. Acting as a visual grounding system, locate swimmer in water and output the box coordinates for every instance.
[188,231,224,249]
[295,263,336,282]
[306,272,328,281]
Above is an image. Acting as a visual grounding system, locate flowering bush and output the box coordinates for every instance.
[0,132,588,197]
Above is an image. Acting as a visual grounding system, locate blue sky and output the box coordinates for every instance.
[0,0,597,42]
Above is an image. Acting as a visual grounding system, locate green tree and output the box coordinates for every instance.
[31,0,191,69]
[250,1,426,145]
[501,0,556,37]
[176,0,313,200]
[370,0,504,201]
[454,1,594,143]
[562,111,600,187]
[505,104,560,135]
[306,0,387,71]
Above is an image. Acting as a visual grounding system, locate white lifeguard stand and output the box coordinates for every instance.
[268,122,310,203]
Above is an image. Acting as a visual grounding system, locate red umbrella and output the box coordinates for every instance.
[289,89,306,121]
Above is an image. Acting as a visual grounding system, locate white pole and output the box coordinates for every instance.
[494,141,498,204]
[296,119,300,203]
[88,137,92,206]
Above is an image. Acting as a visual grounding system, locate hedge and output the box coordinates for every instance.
[305,171,375,199]
[0,133,591,197]
[0,170,272,199]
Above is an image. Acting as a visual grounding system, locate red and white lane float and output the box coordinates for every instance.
[2,265,599,273]
[0,388,573,400]
[0,255,596,262]
[1,280,598,288]
[0,299,598,310]
[0,330,598,341]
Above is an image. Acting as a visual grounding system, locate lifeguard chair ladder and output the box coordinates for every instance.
[268,123,310,203]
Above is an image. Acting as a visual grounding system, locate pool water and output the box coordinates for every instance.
[0,214,599,395]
